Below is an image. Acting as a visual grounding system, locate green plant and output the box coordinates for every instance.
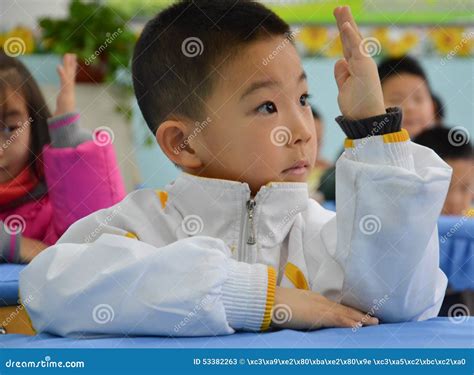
[39,0,136,81]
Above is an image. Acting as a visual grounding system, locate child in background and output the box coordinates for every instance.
[21,3,451,338]
[414,126,473,316]
[378,56,436,138]
[0,52,126,263]
[431,93,446,126]
[414,127,473,217]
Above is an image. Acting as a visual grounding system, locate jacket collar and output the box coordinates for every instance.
[166,173,309,248]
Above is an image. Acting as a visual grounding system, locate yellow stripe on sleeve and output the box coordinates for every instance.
[260,266,277,331]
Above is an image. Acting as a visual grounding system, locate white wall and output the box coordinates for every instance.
[0,0,69,31]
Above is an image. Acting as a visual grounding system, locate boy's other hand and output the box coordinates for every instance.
[333,6,386,120]
[270,286,379,330]
[54,53,77,117]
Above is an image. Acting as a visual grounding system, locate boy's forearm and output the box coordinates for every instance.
[20,234,275,337]
[333,124,452,322]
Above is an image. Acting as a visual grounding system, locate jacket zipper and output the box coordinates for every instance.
[239,197,257,262]
[246,199,256,245]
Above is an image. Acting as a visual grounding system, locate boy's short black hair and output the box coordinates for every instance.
[132,0,291,135]
[414,126,473,160]
[378,55,430,89]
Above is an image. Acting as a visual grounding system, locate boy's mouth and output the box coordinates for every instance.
[282,160,310,175]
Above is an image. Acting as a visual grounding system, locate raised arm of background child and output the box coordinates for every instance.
[42,54,126,242]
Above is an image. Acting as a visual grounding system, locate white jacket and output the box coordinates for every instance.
[20,129,451,337]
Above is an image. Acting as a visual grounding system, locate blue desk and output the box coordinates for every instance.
[0,264,24,306]
[438,217,474,291]
[0,318,471,348]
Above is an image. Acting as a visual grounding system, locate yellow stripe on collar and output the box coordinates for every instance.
[284,262,309,290]
[156,190,168,209]
[125,232,138,240]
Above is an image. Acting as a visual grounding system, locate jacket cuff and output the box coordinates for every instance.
[336,107,402,139]
[0,221,21,263]
[221,261,276,332]
[343,129,414,170]
[48,112,92,148]
[47,112,80,130]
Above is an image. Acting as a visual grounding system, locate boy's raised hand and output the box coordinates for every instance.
[54,53,77,117]
[271,286,379,330]
[333,6,386,120]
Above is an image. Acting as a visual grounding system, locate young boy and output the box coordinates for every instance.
[378,56,436,138]
[20,2,451,337]
[414,126,473,216]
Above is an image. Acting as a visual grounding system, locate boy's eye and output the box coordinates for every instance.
[256,101,277,114]
[300,93,311,106]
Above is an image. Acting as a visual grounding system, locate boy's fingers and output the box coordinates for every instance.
[341,22,364,60]
[363,316,379,326]
[334,8,350,61]
[334,59,350,91]
[334,6,364,61]
[337,316,358,328]
[339,304,379,326]
[340,305,366,321]
[334,6,363,40]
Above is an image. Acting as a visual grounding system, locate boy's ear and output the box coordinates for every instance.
[156,120,203,169]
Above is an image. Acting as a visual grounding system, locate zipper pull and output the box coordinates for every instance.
[246,199,256,245]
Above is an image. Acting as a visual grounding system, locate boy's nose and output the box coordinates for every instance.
[290,118,312,146]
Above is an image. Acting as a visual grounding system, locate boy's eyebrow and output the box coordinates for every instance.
[239,71,307,101]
